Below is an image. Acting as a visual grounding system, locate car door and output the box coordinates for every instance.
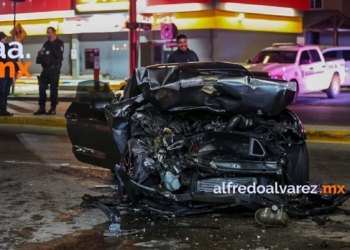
[298,50,315,93]
[340,50,350,85]
[308,49,327,90]
[65,80,122,170]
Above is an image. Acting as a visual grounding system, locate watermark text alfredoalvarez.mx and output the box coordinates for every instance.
[0,41,32,78]
[213,182,346,195]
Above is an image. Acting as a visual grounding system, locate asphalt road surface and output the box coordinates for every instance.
[289,89,350,126]
[1,125,350,250]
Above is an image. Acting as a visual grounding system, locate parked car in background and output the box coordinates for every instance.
[321,46,350,86]
[244,43,346,101]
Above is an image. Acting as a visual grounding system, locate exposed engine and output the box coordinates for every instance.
[122,106,303,193]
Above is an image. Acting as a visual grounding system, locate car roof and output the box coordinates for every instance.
[146,61,249,71]
[321,46,350,52]
[262,45,320,52]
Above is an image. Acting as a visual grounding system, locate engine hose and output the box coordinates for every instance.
[225,115,243,131]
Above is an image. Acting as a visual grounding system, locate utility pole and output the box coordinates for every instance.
[10,0,25,94]
[129,0,137,77]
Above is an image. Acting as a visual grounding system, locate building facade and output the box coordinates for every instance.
[0,0,310,80]
[304,0,350,46]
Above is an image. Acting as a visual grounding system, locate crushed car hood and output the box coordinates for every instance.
[113,65,296,118]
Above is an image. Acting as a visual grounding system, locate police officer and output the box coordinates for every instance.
[0,31,19,116]
[166,34,199,63]
[34,27,64,115]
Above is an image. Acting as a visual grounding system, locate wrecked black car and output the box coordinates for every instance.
[65,62,350,220]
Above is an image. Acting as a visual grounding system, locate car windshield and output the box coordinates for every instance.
[252,51,297,64]
[76,80,115,103]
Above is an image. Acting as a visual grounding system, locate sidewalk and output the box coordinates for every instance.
[13,75,127,91]
[1,98,350,143]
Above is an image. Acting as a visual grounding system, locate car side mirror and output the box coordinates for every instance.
[246,59,252,64]
[90,98,110,112]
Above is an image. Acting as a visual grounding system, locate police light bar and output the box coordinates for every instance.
[272,43,304,47]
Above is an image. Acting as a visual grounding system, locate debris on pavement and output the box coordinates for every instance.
[255,205,289,228]
[166,223,221,230]
[312,216,330,226]
[320,241,330,248]
[89,199,140,237]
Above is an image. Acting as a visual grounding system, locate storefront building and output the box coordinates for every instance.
[0,0,309,80]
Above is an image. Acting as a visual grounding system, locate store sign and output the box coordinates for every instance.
[85,48,100,70]
[74,0,129,14]
[166,41,178,48]
[148,0,211,5]
[219,0,309,10]
[61,13,173,34]
[0,0,72,15]
[160,23,178,40]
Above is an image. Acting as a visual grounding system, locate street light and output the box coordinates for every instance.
[10,0,25,94]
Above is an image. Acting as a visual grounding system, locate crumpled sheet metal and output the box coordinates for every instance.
[114,63,296,117]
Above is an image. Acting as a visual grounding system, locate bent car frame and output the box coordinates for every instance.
[65,62,350,221]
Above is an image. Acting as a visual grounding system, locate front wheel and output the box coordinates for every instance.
[283,143,309,185]
[327,74,340,99]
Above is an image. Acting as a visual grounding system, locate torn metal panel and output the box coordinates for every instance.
[114,63,296,117]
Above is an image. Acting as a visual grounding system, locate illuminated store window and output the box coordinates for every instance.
[112,44,128,51]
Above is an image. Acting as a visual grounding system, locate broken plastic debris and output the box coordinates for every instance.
[312,216,329,226]
[185,237,192,243]
[255,206,289,228]
[320,241,330,248]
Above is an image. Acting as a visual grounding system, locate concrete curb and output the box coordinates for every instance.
[0,116,66,128]
[15,80,127,90]
[1,115,350,143]
[306,130,350,142]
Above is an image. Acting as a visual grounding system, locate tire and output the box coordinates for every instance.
[283,143,310,185]
[326,74,340,99]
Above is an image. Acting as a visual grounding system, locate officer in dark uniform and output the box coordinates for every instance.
[34,27,64,115]
[0,31,19,116]
[167,34,199,63]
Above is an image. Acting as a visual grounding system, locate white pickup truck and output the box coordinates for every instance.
[244,43,346,101]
